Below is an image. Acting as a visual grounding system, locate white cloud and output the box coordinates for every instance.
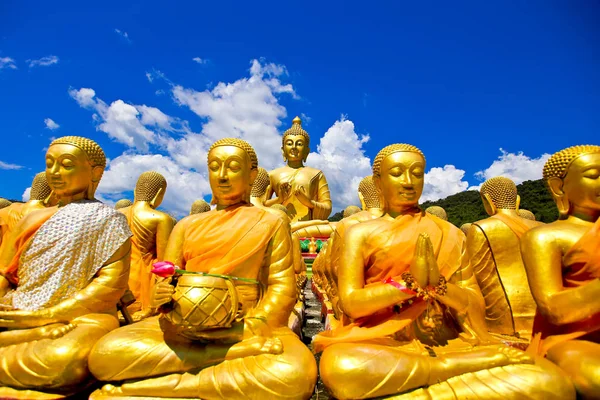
[69,88,186,152]
[473,148,550,185]
[0,57,17,70]
[98,153,210,216]
[300,113,312,125]
[0,160,23,170]
[22,187,31,202]
[192,57,208,65]
[422,165,470,202]
[145,72,153,83]
[307,116,371,211]
[170,59,297,170]
[114,29,131,43]
[27,55,59,68]
[44,118,60,130]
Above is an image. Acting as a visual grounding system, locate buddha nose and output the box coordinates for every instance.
[218,165,228,181]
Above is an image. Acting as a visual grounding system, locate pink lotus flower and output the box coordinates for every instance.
[152,261,176,278]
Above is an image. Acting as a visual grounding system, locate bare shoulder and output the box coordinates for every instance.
[521,222,562,249]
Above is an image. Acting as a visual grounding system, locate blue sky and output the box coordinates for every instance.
[1,1,598,215]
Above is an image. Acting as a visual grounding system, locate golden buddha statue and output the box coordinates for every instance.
[343,205,361,218]
[521,145,600,398]
[460,222,472,235]
[0,172,53,253]
[88,138,317,399]
[118,171,174,317]
[323,175,384,319]
[425,205,448,221]
[518,208,536,221]
[189,199,211,215]
[0,136,132,398]
[249,167,271,208]
[314,143,574,399]
[0,199,13,248]
[266,116,332,222]
[115,199,133,210]
[467,176,541,343]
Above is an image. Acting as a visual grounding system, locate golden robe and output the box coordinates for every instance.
[530,218,600,356]
[89,204,317,399]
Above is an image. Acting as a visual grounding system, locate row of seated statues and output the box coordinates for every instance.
[0,115,595,399]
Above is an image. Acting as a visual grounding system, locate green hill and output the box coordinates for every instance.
[328,179,558,226]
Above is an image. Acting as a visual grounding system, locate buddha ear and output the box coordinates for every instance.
[373,175,386,210]
[515,195,521,210]
[303,146,310,163]
[150,187,164,209]
[281,147,287,163]
[358,192,366,211]
[91,166,104,183]
[249,168,258,186]
[482,193,497,216]
[548,177,570,218]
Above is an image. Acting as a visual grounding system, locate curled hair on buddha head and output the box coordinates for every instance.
[208,138,259,170]
[425,206,448,221]
[115,199,133,210]
[372,144,425,177]
[251,167,270,197]
[543,144,600,218]
[343,205,362,218]
[50,136,107,169]
[480,177,518,210]
[30,172,52,201]
[282,116,310,147]
[190,199,211,215]
[0,198,12,209]
[460,223,472,235]
[135,171,167,203]
[518,209,536,221]
[358,175,381,209]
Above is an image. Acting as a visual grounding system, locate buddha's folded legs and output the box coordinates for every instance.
[89,317,317,400]
[547,340,600,399]
[320,341,574,399]
[0,313,118,390]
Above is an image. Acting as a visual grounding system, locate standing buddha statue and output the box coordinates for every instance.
[521,145,600,398]
[119,171,174,317]
[467,176,541,345]
[266,116,332,222]
[88,138,317,399]
[0,136,132,398]
[313,143,574,399]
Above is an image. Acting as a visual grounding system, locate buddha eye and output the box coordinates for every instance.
[45,159,53,168]
[229,161,241,172]
[412,169,424,177]
[62,160,74,168]
[583,169,600,179]
[388,167,402,177]
[208,161,220,172]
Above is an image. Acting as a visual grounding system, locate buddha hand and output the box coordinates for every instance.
[295,185,313,208]
[243,317,272,340]
[150,277,175,309]
[410,233,440,289]
[0,308,67,329]
[279,182,292,203]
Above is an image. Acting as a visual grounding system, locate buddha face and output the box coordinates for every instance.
[45,143,94,198]
[282,134,308,163]
[376,151,425,212]
[561,153,600,213]
[208,145,256,205]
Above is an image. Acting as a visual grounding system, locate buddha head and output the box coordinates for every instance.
[282,116,310,165]
[480,176,519,216]
[372,143,426,215]
[207,138,258,207]
[543,145,600,220]
[518,209,536,221]
[46,136,106,203]
[343,205,361,218]
[250,167,270,199]
[115,199,133,210]
[460,223,472,235]
[29,172,52,203]
[134,171,167,209]
[190,199,211,215]
[0,198,12,210]
[425,206,448,221]
[358,175,381,211]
